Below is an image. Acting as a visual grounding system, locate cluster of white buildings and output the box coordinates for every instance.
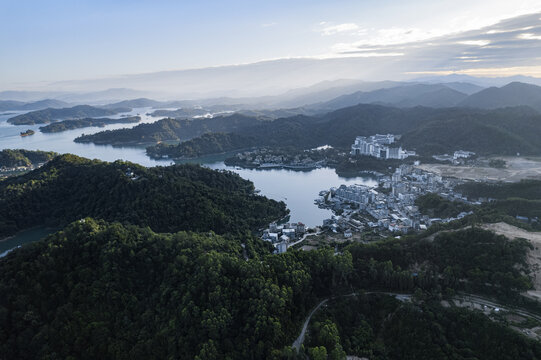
[319,165,474,235]
[350,134,415,160]
[262,222,306,254]
[433,150,476,163]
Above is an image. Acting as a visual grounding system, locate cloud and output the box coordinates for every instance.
[323,12,541,77]
[319,23,359,36]
[261,22,277,28]
[406,65,541,77]
[518,32,541,40]
[457,40,491,46]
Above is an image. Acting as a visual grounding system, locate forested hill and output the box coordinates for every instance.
[398,106,541,155]
[147,132,257,159]
[149,104,541,158]
[0,219,331,359]
[0,154,287,237]
[0,149,57,168]
[39,116,141,133]
[0,218,536,359]
[74,114,265,145]
[7,105,131,125]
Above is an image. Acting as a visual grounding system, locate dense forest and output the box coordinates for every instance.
[456,180,541,229]
[7,105,130,125]
[415,193,473,218]
[39,116,141,133]
[147,132,257,159]
[143,104,541,160]
[0,219,535,359]
[0,154,287,237]
[0,149,57,168]
[398,106,541,155]
[1,150,540,358]
[74,114,264,145]
[0,219,350,359]
[305,295,541,359]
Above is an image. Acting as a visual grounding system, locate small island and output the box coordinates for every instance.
[39,116,141,133]
[19,129,35,137]
[7,105,131,125]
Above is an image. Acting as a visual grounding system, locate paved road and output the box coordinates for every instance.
[292,298,328,351]
[292,292,411,352]
[457,293,541,322]
[292,291,541,352]
[289,231,323,248]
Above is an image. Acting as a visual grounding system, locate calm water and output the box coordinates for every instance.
[0,107,172,166]
[207,163,376,227]
[0,227,55,258]
[0,108,376,252]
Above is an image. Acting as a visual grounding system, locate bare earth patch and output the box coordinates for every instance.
[417,156,541,182]
[481,222,541,291]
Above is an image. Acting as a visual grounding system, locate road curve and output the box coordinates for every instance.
[292,299,328,351]
[292,292,411,352]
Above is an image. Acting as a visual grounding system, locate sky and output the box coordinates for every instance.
[1,0,541,91]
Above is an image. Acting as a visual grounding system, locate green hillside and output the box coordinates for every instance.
[0,154,287,237]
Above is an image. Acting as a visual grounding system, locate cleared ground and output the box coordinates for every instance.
[417,156,541,182]
[481,222,541,292]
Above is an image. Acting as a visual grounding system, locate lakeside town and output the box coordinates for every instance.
[260,134,481,254]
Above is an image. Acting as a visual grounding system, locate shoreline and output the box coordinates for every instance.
[0,226,54,243]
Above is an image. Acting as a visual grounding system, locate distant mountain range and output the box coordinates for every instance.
[412,74,541,88]
[0,99,69,112]
[144,104,541,158]
[3,79,541,118]
[459,82,541,112]
[312,84,469,111]
[308,81,541,112]
[104,81,541,114]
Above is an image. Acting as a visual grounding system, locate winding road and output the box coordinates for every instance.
[291,291,541,352]
[292,292,411,351]
[292,299,328,351]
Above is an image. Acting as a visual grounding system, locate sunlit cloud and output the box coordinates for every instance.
[406,65,541,77]
[313,52,404,59]
[518,32,541,40]
[319,23,360,36]
[457,40,491,46]
[486,26,534,34]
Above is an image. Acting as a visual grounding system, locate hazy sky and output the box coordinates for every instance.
[1,0,541,88]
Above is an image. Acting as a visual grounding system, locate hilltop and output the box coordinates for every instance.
[7,105,131,125]
[148,105,541,158]
[74,114,265,145]
[39,116,141,133]
[0,154,287,237]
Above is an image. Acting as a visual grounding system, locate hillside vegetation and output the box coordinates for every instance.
[305,295,541,360]
[75,114,263,145]
[7,105,130,125]
[0,154,287,237]
[147,132,256,159]
[0,219,534,359]
[0,149,57,168]
[39,116,141,133]
[148,105,541,158]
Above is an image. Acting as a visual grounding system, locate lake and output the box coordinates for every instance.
[0,107,376,251]
[207,163,376,227]
[0,107,172,166]
[0,227,55,258]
